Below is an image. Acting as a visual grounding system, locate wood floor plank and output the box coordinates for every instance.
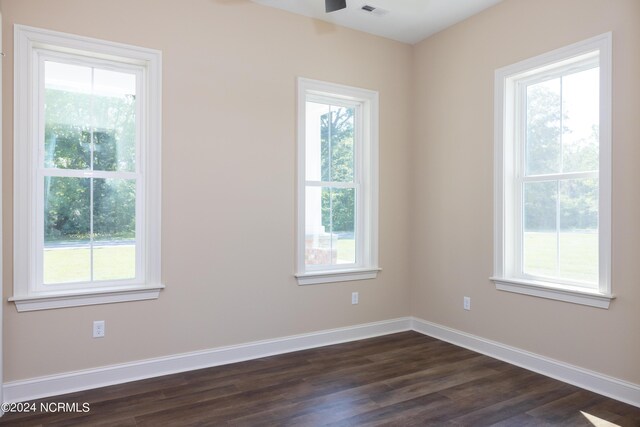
[228,395,381,427]
[526,390,619,424]
[1,331,638,426]
[448,376,577,426]
[135,379,302,426]
[373,361,502,409]
[488,412,556,427]
[324,392,454,427]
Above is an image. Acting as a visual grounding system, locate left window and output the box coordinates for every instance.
[12,26,162,311]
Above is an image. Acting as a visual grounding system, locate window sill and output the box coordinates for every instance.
[490,277,614,309]
[9,285,165,312]
[296,267,381,285]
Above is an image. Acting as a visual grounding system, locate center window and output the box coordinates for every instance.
[305,101,357,266]
[296,78,379,285]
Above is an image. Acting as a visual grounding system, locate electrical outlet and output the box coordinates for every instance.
[93,320,105,338]
[463,296,471,311]
[352,292,359,305]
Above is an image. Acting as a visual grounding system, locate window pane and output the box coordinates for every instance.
[332,188,356,264]
[305,186,335,265]
[93,69,137,172]
[325,106,354,182]
[304,186,356,266]
[93,179,136,281]
[562,67,599,173]
[559,178,598,283]
[523,181,557,277]
[44,61,92,169]
[43,177,91,284]
[305,102,327,182]
[526,78,561,175]
[305,102,354,182]
[44,62,137,172]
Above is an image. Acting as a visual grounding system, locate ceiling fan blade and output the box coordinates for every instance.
[325,0,347,13]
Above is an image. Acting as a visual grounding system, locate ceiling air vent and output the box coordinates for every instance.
[360,4,388,16]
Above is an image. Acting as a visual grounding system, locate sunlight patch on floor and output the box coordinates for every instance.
[581,411,620,427]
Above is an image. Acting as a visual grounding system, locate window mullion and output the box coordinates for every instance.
[515,81,526,277]
[355,104,364,267]
[521,171,598,182]
[305,181,355,189]
[89,177,95,282]
[560,76,564,174]
[328,108,333,183]
[34,54,46,291]
[329,187,334,263]
[40,168,137,179]
[556,180,560,277]
[89,67,95,283]
[556,76,563,279]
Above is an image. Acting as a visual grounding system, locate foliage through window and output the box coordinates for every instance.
[43,61,138,284]
[305,102,356,265]
[522,67,600,284]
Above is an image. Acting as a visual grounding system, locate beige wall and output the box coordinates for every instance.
[1,0,413,381]
[2,0,639,389]
[411,0,640,384]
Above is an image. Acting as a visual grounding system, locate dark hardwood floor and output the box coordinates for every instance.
[1,331,639,426]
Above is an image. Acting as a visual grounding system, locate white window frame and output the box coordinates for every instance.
[492,33,613,309]
[295,78,379,285]
[12,25,163,311]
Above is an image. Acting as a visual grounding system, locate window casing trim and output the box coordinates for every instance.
[296,78,379,284]
[13,25,163,311]
[490,277,612,309]
[295,268,382,286]
[492,32,612,308]
[8,285,164,312]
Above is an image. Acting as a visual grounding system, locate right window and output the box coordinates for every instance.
[492,33,612,308]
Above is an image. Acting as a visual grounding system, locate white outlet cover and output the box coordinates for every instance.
[93,320,105,338]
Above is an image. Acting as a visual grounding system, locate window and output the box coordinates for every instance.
[12,25,162,311]
[492,33,612,308]
[296,78,379,285]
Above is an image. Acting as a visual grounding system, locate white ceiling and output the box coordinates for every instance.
[251,0,503,44]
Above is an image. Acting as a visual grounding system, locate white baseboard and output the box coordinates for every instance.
[4,316,639,409]
[3,317,412,403]
[411,317,640,408]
